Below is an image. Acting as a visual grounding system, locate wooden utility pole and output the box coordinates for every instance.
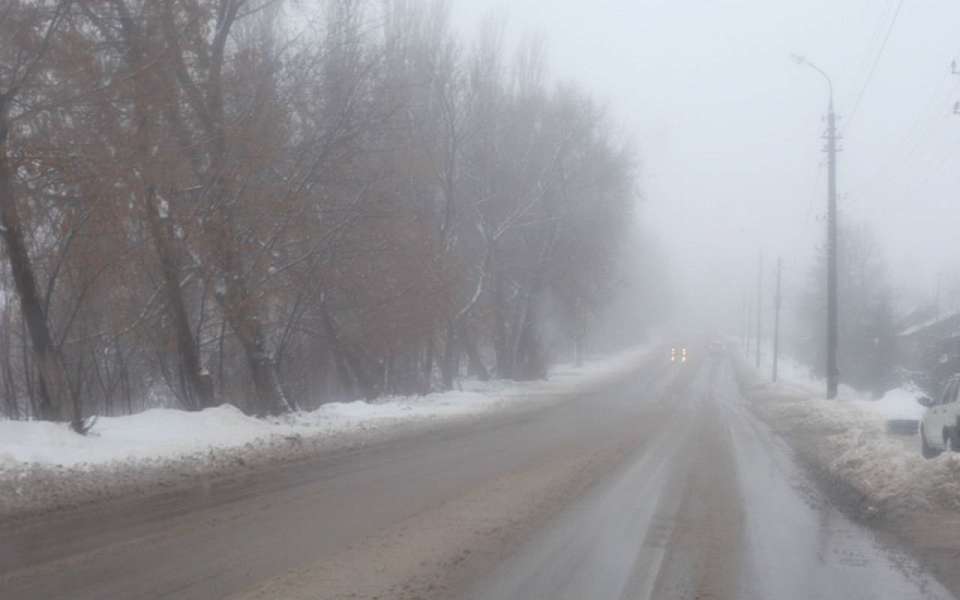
[772,257,783,382]
[756,252,763,369]
[793,54,839,399]
[826,98,839,399]
[744,297,752,358]
[742,288,750,353]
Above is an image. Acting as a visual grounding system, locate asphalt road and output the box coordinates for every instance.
[0,353,954,600]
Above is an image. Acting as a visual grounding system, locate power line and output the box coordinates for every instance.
[847,67,957,195]
[848,0,899,86]
[845,36,960,199]
[843,0,906,135]
[854,118,960,210]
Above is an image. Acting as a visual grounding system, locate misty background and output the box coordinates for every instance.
[455,0,960,325]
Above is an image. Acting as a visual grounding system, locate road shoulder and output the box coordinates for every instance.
[733,357,960,597]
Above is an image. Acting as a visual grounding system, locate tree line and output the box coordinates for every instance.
[0,0,640,429]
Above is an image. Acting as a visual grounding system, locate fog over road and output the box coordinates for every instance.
[0,353,952,600]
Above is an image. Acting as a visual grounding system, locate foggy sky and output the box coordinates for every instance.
[453,0,960,325]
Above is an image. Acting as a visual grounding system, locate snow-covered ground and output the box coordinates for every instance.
[0,346,652,471]
[776,357,925,421]
[747,356,960,516]
[0,346,655,520]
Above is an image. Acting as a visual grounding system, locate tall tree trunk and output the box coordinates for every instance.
[422,334,435,394]
[1,312,17,418]
[492,252,511,378]
[510,220,559,381]
[440,322,458,390]
[319,299,374,400]
[516,310,547,380]
[143,188,214,410]
[202,122,290,415]
[459,321,489,381]
[114,338,132,415]
[21,316,35,416]
[575,298,587,368]
[509,280,533,380]
[320,315,357,398]
[155,0,283,413]
[217,318,227,395]
[0,110,77,429]
[113,1,214,411]
[215,268,292,416]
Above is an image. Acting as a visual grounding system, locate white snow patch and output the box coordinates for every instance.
[0,346,652,471]
[748,357,960,513]
[776,357,925,421]
[757,393,960,513]
[853,386,926,422]
[0,405,270,469]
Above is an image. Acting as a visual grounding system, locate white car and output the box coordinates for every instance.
[919,375,960,458]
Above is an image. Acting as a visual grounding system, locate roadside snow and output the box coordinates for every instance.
[776,357,924,421]
[856,387,925,421]
[751,391,960,515]
[0,405,268,468]
[743,357,960,516]
[0,346,652,471]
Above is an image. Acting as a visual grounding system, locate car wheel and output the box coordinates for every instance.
[922,426,942,459]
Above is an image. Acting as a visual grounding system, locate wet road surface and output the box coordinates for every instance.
[469,359,953,600]
[0,354,953,600]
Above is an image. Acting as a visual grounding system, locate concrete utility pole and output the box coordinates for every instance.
[744,296,752,358]
[772,257,782,382]
[935,271,942,320]
[825,88,840,399]
[793,54,840,399]
[740,288,750,353]
[755,252,763,369]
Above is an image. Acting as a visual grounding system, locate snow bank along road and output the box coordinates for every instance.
[1,351,955,599]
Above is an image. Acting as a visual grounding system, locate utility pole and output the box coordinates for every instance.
[756,251,763,369]
[740,288,750,352]
[744,296,752,358]
[935,271,942,320]
[826,97,839,399]
[793,54,839,399]
[772,257,782,382]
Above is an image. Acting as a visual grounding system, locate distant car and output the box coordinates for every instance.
[670,346,688,364]
[708,341,725,356]
[918,374,960,458]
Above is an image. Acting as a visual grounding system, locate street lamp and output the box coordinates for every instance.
[793,54,840,399]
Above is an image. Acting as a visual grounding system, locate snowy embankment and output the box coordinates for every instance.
[0,346,652,519]
[739,357,960,517]
[775,358,925,422]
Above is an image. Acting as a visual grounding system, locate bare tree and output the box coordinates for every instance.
[0,0,641,422]
[0,0,82,429]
